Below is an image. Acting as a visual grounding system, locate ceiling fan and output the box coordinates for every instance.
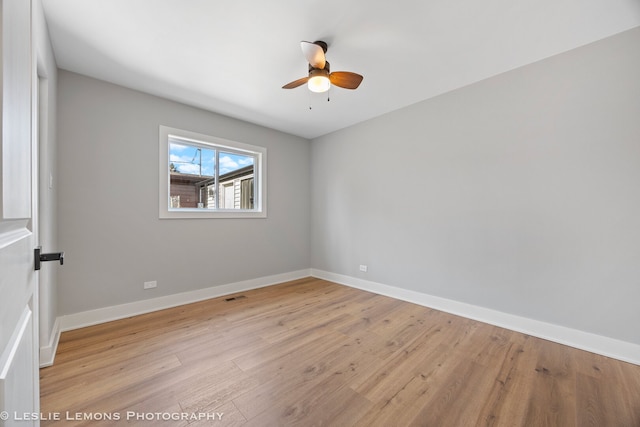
[282,41,363,93]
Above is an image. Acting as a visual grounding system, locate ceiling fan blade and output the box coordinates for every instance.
[329,72,363,90]
[301,41,326,69]
[282,76,309,89]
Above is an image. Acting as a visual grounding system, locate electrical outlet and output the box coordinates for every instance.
[359,265,368,272]
[143,281,157,290]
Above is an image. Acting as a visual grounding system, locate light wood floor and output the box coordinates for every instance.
[40,278,640,426]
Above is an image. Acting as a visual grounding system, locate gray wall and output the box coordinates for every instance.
[311,27,640,344]
[57,71,311,315]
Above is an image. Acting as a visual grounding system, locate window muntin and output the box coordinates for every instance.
[159,126,266,218]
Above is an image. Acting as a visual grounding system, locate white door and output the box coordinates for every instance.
[224,183,234,209]
[0,0,40,425]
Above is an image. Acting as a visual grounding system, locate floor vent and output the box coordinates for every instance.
[225,295,247,302]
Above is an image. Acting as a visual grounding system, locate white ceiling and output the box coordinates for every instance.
[41,0,640,139]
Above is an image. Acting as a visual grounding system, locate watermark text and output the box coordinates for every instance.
[1,411,224,422]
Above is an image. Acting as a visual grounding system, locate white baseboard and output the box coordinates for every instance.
[310,269,640,366]
[44,267,640,367]
[56,268,311,334]
[39,317,61,368]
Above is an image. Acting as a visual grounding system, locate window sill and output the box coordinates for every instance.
[159,208,267,219]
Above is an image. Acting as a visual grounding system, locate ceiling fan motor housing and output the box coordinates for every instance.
[309,61,329,74]
[314,40,328,53]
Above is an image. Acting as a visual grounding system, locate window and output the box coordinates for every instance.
[159,126,266,218]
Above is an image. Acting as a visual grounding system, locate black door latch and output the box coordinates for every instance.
[34,246,64,271]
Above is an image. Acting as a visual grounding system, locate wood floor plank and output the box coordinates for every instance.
[233,331,382,422]
[242,378,372,427]
[472,335,538,425]
[410,358,503,426]
[41,354,183,409]
[521,337,578,427]
[576,361,640,426]
[40,278,640,427]
[231,325,340,372]
[350,322,452,397]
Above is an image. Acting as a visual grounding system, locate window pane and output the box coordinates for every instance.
[218,152,254,210]
[169,141,216,209]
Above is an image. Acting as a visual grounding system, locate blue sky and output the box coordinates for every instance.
[169,142,254,176]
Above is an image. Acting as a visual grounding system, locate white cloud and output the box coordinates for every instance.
[238,157,254,166]
[219,155,238,174]
[169,142,189,152]
[219,155,254,174]
[176,163,203,175]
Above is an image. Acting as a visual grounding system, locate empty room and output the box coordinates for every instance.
[1,0,640,426]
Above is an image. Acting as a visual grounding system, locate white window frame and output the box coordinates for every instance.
[159,125,267,219]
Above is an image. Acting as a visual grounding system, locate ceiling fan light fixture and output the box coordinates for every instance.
[283,41,362,93]
[307,75,330,93]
